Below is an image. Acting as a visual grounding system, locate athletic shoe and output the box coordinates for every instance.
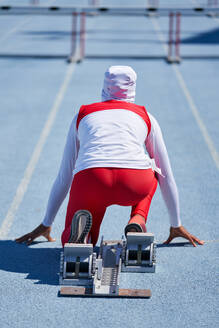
[124,222,145,236]
[68,210,92,243]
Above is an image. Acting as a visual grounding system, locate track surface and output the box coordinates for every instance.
[0,1,218,327]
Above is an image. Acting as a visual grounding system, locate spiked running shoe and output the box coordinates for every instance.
[68,210,92,243]
[124,222,145,236]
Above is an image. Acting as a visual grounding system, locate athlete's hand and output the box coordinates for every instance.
[15,224,55,245]
[164,226,204,247]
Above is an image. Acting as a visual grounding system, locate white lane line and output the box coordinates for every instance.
[0,18,32,44]
[0,62,76,239]
[151,18,219,170]
[172,66,219,169]
[0,0,56,44]
[156,239,219,244]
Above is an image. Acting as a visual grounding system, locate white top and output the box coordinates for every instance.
[42,109,181,228]
[76,109,155,173]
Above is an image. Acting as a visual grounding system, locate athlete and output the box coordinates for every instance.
[16,66,204,247]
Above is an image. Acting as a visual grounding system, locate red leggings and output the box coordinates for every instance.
[61,167,158,246]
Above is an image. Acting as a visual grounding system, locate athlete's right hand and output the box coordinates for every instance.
[15,224,55,246]
[163,226,204,247]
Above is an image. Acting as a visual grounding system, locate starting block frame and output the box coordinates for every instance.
[59,232,156,298]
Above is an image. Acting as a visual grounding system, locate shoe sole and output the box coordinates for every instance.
[68,210,92,243]
[124,223,143,236]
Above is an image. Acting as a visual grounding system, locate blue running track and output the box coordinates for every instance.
[0,1,218,327]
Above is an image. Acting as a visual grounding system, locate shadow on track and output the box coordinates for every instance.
[0,54,67,60]
[0,240,60,285]
[0,241,101,286]
[181,27,219,44]
[156,241,193,248]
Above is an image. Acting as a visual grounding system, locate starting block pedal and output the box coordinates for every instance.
[59,232,156,298]
[122,232,156,273]
[59,243,95,287]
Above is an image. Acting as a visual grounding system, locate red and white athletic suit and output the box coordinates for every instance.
[42,100,181,246]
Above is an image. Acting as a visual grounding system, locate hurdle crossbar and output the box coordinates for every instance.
[0,6,219,16]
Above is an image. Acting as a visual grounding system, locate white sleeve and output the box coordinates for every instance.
[145,113,181,227]
[42,114,79,227]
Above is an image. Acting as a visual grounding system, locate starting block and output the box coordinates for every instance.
[59,244,94,286]
[122,232,156,273]
[59,232,156,298]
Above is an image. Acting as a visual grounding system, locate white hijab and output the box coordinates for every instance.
[101,65,137,103]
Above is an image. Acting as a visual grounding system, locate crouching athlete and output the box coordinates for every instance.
[16,66,204,247]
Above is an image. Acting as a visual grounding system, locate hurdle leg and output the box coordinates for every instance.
[79,12,86,62]
[167,12,174,62]
[175,12,181,63]
[68,13,78,63]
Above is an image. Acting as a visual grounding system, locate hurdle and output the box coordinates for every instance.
[0,6,219,64]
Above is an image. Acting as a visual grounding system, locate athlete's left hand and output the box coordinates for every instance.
[15,224,55,245]
[163,226,204,247]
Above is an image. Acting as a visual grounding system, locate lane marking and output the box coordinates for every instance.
[156,239,219,246]
[0,18,32,44]
[0,62,76,239]
[151,17,219,170]
[172,66,219,169]
[156,239,219,243]
[0,0,55,44]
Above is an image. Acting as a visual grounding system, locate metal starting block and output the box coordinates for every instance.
[59,233,156,298]
[122,232,156,273]
[59,243,94,286]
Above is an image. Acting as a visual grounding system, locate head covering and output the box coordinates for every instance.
[101,65,137,103]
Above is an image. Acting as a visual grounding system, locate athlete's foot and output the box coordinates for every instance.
[68,210,92,243]
[124,214,147,236]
